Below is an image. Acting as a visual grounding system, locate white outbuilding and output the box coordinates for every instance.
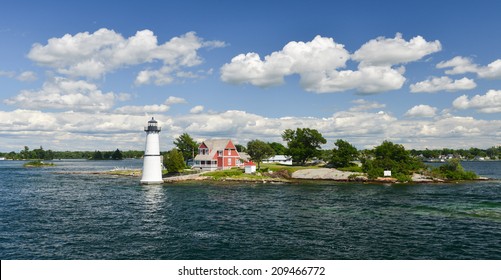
[244,161,257,174]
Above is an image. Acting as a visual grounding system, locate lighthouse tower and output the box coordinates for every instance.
[140,117,163,184]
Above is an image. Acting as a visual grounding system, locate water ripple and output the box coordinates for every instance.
[1,160,501,259]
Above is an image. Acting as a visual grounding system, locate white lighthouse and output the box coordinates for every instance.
[140,117,164,184]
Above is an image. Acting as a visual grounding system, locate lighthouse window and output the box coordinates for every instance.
[227,158,231,165]
[218,150,223,156]
[228,149,232,155]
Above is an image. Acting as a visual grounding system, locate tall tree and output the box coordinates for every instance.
[330,139,358,168]
[282,128,326,165]
[247,140,275,170]
[111,149,123,160]
[163,149,186,173]
[235,144,247,153]
[92,150,104,160]
[362,140,424,179]
[268,142,287,155]
[173,133,198,162]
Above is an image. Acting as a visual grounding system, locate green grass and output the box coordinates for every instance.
[337,165,363,173]
[23,160,55,167]
[204,168,245,179]
[261,163,321,173]
[204,167,291,182]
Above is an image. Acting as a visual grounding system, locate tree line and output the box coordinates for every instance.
[0,146,143,160]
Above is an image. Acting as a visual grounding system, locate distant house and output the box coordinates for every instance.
[193,139,242,171]
[262,155,293,165]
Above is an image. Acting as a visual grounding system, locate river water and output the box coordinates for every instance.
[0,159,500,259]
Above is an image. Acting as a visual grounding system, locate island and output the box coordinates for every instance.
[23,160,55,167]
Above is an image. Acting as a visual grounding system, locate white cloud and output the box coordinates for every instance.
[352,33,441,67]
[28,28,224,83]
[114,104,170,115]
[302,65,406,94]
[477,59,501,79]
[221,35,350,88]
[221,33,440,94]
[190,105,204,114]
[437,56,501,79]
[453,89,501,113]
[165,96,187,105]
[16,71,37,82]
[405,105,437,118]
[436,56,479,75]
[113,96,187,115]
[3,77,128,112]
[349,99,386,112]
[0,70,37,81]
[0,108,500,151]
[135,66,175,86]
[410,76,476,93]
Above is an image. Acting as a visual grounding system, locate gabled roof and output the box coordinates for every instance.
[266,155,292,161]
[194,139,238,161]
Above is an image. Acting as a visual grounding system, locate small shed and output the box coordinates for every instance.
[244,161,256,174]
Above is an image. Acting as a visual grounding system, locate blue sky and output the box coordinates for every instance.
[0,0,500,151]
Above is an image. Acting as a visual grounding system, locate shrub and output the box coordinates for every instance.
[432,158,478,180]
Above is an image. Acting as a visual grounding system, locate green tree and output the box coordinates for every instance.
[235,144,247,153]
[92,150,104,160]
[247,139,275,170]
[282,128,326,165]
[268,142,287,155]
[163,149,186,173]
[433,158,477,180]
[20,146,30,159]
[362,140,424,180]
[111,149,123,160]
[330,139,358,168]
[173,133,198,162]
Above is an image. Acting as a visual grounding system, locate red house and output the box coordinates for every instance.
[193,139,242,171]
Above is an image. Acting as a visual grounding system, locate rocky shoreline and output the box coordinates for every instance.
[76,167,492,184]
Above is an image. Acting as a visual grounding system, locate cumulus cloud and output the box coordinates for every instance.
[410,76,476,93]
[190,105,204,114]
[453,89,501,113]
[114,104,170,115]
[352,33,441,67]
[27,28,224,83]
[16,71,37,82]
[221,33,441,94]
[436,56,479,75]
[437,56,501,79]
[301,65,406,94]
[4,77,129,112]
[1,107,500,151]
[349,99,386,112]
[165,96,187,105]
[0,70,37,81]
[113,96,187,115]
[221,36,350,87]
[477,59,501,79]
[405,105,437,118]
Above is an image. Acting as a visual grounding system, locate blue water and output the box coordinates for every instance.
[1,160,500,259]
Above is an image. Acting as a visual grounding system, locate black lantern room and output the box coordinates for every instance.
[144,117,161,132]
